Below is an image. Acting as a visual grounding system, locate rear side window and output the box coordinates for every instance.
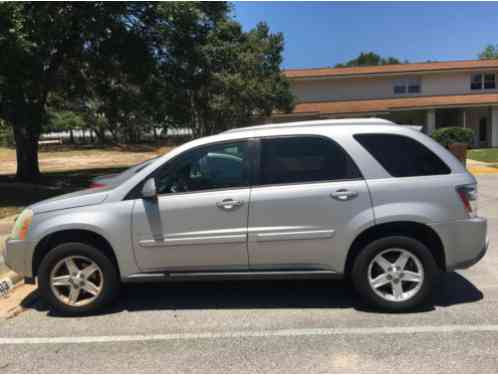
[354,134,451,177]
[259,136,362,185]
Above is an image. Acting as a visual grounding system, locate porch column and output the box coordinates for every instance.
[426,109,436,135]
[491,106,498,147]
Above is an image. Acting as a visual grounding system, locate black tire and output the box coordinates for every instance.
[351,236,437,312]
[38,242,120,315]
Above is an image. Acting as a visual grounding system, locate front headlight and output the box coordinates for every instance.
[10,209,33,241]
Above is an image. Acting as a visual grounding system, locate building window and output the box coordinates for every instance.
[471,73,496,90]
[393,78,421,95]
[485,74,496,89]
[471,74,482,90]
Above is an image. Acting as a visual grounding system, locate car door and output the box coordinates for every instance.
[132,140,251,272]
[247,135,373,272]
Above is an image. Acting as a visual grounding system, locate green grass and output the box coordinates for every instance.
[468,148,498,163]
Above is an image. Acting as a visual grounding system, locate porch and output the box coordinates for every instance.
[384,107,498,148]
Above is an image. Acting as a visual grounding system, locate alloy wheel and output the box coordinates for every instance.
[49,255,104,307]
[367,248,424,302]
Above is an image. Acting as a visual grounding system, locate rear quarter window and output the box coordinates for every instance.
[354,133,451,177]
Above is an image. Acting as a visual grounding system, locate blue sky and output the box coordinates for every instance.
[232,2,498,69]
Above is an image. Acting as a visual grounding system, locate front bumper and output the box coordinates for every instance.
[4,238,33,277]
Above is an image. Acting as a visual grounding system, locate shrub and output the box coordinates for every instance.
[431,127,474,148]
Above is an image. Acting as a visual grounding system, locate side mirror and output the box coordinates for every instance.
[141,178,157,199]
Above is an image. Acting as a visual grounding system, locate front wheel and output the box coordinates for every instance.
[352,236,437,312]
[38,242,120,315]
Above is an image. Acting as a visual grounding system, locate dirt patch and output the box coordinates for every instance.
[0,283,37,319]
[0,147,170,176]
[0,145,174,219]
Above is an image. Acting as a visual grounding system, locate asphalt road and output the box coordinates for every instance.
[0,174,497,372]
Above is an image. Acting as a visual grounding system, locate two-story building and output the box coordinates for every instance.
[275,59,498,148]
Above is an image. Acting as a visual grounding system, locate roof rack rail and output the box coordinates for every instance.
[223,118,395,134]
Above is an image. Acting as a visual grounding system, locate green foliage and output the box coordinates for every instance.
[479,44,498,60]
[0,2,294,179]
[154,13,295,137]
[335,52,403,67]
[431,127,474,148]
[47,111,85,132]
[0,119,13,146]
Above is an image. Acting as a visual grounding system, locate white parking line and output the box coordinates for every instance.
[2,324,498,345]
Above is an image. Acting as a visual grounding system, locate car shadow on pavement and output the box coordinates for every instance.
[20,271,483,317]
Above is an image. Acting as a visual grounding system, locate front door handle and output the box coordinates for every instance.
[330,189,358,201]
[216,199,243,211]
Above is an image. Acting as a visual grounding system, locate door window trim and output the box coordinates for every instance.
[252,134,364,188]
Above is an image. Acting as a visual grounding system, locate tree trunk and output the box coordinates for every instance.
[69,128,75,144]
[13,127,40,181]
[93,128,106,144]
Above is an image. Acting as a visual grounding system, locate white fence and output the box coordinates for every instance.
[40,128,192,141]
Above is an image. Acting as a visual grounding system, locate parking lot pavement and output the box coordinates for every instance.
[0,174,497,372]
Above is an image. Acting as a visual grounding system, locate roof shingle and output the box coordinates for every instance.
[284,59,498,79]
[287,93,498,116]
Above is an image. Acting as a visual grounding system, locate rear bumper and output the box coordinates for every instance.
[4,239,33,277]
[431,217,488,271]
[450,238,488,270]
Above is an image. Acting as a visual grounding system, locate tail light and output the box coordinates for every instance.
[90,182,106,189]
[456,185,478,218]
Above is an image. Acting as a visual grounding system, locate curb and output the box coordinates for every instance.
[0,270,24,298]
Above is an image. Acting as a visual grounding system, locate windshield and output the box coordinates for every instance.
[95,156,159,187]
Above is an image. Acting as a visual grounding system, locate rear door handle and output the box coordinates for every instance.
[216,199,243,211]
[330,189,358,201]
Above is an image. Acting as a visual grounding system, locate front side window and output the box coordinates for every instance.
[354,134,451,177]
[155,141,249,194]
[259,136,362,186]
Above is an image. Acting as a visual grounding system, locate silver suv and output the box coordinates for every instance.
[5,118,488,314]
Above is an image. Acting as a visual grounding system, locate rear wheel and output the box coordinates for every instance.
[38,242,120,315]
[352,236,437,312]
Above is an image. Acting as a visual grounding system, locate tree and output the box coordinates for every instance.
[0,2,294,179]
[479,44,498,60]
[152,5,294,137]
[335,52,403,67]
[47,110,86,144]
[0,2,157,180]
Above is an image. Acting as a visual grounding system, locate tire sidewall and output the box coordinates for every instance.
[352,236,437,312]
[38,242,120,315]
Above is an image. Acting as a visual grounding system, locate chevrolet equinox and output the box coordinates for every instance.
[5,118,488,314]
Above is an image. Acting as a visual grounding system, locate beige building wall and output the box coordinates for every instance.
[291,71,498,103]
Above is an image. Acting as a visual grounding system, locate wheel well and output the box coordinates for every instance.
[345,221,446,275]
[32,230,119,277]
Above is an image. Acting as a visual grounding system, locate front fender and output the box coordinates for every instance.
[28,200,139,278]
